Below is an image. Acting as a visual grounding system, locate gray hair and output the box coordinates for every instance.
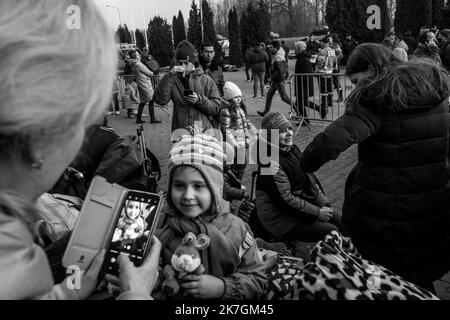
[0,0,117,164]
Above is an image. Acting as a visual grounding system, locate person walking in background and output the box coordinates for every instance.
[257,40,292,117]
[316,36,338,119]
[249,42,269,98]
[330,34,344,103]
[244,45,254,82]
[199,43,225,97]
[129,50,161,124]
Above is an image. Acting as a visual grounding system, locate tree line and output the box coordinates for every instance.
[116,0,450,67]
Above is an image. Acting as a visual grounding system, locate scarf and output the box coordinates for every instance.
[158,202,241,278]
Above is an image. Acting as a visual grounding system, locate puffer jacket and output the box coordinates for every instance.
[256,143,329,237]
[219,101,257,150]
[155,66,221,132]
[300,87,450,286]
[249,48,269,73]
[155,201,267,300]
[414,42,442,65]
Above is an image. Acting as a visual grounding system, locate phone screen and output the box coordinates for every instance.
[103,191,162,276]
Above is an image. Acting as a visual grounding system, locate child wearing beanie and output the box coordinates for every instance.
[255,112,341,244]
[155,134,266,300]
[219,82,257,181]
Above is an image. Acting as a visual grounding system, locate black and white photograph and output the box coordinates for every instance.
[1,0,450,308]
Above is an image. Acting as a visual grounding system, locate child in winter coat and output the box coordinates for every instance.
[155,134,266,300]
[121,78,139,118]
[219,82,258,181]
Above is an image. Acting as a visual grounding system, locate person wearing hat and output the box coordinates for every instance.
[155,133,267,300]
[154,40,221,132]
[438,29,450,72]
[254,112,339,244]
[219,82,257,182]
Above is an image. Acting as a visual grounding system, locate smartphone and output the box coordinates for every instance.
[62,176,125,271]
[102,191,163,276]
[184,89,194,96]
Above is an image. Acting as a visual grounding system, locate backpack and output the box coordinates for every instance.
[95,135,161,193]
[35,193,82,242]
[35,194,83,283]
[49,125,119,199]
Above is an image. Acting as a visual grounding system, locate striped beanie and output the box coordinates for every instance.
[168,134,225,214]
[261,112,292,132]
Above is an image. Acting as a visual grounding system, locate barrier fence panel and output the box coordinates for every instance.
[288,73,354,132]
[117,74,170,116]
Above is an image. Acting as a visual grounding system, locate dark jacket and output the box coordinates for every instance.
[199,57,225,97]
[440,39,450,71]
[248,48,269,73]
[224,169,246,202]
[256,143,329,237]
[270,48,288,83]
[414,42,442,65]
[300,89,450,285]
[294,52,315,99]
[155,66,221,132]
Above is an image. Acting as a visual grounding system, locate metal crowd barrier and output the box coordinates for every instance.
[287,72,354,134]
[117,74,170,116]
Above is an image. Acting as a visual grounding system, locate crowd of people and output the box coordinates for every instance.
[1,0,450,301]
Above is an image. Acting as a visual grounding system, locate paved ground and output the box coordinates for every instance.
[107,60,450,299]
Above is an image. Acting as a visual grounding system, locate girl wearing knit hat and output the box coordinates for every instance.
[255,112,341,244]
[155,134,266,300]
[219,82,258,181]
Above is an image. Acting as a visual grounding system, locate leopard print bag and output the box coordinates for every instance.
[266,231,438,300]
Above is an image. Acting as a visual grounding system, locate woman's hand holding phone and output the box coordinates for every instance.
[105,236,162,298]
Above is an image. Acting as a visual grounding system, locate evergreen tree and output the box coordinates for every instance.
[395,0,433,37]
[432,0,445,27]
[201,0,221,60]
[326,0,388,42]
[116,25,132,43]
[148,16,173,67]
[135,29,146,51]
[173,11,187,47]
[228,7,242,67]
[177,11,187,46]
[187,0,202,49]
[256,0,270,43]
[240,11,250,60]
[123,24,133,43]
